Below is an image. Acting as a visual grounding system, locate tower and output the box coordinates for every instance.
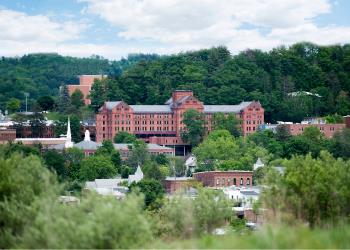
[65,117,74,148]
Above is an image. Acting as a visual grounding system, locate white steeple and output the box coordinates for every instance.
[65,117,73,148]
[84,130,91,141]
[253,157,264,171]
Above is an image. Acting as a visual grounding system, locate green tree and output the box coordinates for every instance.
[63,147,85,180]
[6,98,21,113]
[212,112,241,137]
[79,155,116,181]
[130,179,164,209]
[36,96,55,111]
[127,140,150,168]
[264,151,350,227]
[70,89,85,109]
[181,109,206,147]
[332,128,350,159]
[43,150,67,179]
[275,124,291,141]
[114,131,137,143]
[57,84,71,114]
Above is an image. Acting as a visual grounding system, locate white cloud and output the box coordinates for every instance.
[0,8,88,43]
[0,1,350,59]
[78,0,350,57]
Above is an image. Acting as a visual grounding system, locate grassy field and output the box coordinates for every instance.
[151,224,350,249]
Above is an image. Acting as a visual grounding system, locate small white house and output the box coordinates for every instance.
[223,186,260,209]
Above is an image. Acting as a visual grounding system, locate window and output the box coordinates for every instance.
[240,178,243,185]
[222,178,225,185]
[216,179,220,185]
[233,178,236,185]
[247,178,250,186]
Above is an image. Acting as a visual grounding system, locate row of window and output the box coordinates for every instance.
[216,177,251,186]
[246,120,263,125]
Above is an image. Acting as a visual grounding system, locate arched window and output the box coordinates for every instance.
[233,178,236,186]
[247,178,250,186]
[240,178,243,185]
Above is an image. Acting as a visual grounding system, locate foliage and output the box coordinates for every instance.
[181,109,206,147]
[70,89,85,109]
[36,96,55,111]
[113,131,137,143]
[57,84,71,114]
[212,112,241,137]
[168,157,186,177]
[127,140,150,168]
[6,98,21,113]
[43,150,67,179]
[79,155,117,181]
[193,130,268,171]
[263,151,350,227]
[324,114,344,124]
[129,179,164,209]
[332,128,350,159]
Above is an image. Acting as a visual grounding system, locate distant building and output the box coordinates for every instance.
[285,123,345,138]
[67,75,104,105]
[344,115,350,128]
[223,186,260,208]
[50,129,174,158]
[0,128,16,144]
[96,90,264,150]
[163,177,193,194]
[85,178,127,199]
[193,171,253,188]
[261,121,345,138]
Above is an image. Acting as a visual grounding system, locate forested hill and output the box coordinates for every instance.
[0,53,159,111]
[1,43,350,122]
[90,43,350,123]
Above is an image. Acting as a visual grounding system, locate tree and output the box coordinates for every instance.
[43,150,67,179]
[332,128,350,159]
[79,155,116,181]
[129,179,164,209]
[264,151,350,227]
[193,130,268,171]
[275,124,291,141]
[29,112,46,138]
[212,112,241,137]
[57,84,71,114]
[181,109,206,147]
[143,162,165,181]
[168,157,186,177]
[6,98,20,113]
[63,147,85,180]
[114,131,137,143]
[70,89,85,109]
[37,96,55,111]
[127,140,150,168]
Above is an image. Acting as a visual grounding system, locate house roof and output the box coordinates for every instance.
[74,140,101,150]
[86,178,123,189]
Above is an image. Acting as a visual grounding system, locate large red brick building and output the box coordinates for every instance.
[67,75,104,105]
[96,90,264,146]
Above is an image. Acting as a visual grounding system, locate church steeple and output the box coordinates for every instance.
[65,117,73,148]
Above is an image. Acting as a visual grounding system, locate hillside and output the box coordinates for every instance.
[0,53,159,111]
[1,43,350,122]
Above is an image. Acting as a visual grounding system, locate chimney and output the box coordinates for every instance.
[172,90,193,103]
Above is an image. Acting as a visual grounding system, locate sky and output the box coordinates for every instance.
[0,0,349,59]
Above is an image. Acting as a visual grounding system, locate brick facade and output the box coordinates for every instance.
[67,75,104,105]
[0,129,16,143]
[285,123,345,138]
[193,171,253,188]
[96,90,264,144]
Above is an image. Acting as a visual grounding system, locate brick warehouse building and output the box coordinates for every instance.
[193,171,253,188]
[96,90,264,152]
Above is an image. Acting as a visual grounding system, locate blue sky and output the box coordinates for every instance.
[0,0,349,59]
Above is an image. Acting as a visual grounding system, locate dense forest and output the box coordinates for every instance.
[1,42,350,122]
[0,53,159,112]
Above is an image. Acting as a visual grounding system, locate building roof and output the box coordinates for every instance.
[240,190,259,196]
[105,101,122,110]
[75,140,101,150]
[130,105,172,113]
[165,177,193,181]
[85,178,123,189]
[203,102,252,113]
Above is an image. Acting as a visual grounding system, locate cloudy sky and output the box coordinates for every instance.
[0,0,349,59]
